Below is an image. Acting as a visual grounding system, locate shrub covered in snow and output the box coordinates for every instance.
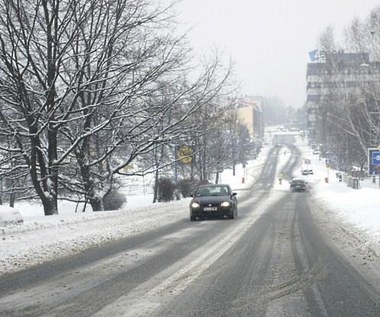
[0,206,23,227]
[156,178,176,202]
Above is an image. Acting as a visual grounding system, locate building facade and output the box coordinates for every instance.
[307,52,380,143]
[306,51,380,170]
[236,96,264,143]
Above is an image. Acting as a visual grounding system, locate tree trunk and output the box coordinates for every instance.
[47,128,59,215]
[215,171,220,184]
[28,132,58,216]
[153,169,159,203]
[89,196,104,212]
[41,195,58,216]
[9,193,16,208]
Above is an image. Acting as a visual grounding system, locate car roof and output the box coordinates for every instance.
[291,178,306,182]
[198,184,230,187]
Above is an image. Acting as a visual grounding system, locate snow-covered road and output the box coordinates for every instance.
[1,141,379,291]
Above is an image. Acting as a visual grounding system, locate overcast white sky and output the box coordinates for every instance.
[176,0,380,107]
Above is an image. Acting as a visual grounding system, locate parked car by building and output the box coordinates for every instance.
[189,184,237,221]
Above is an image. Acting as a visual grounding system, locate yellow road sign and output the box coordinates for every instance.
[178,145,193,164]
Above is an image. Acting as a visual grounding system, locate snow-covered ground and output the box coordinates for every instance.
[1,135,379,284]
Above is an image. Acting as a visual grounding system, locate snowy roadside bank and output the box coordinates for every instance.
[303,145,380,291]
[309,196,380,292]
[0,200,190,277]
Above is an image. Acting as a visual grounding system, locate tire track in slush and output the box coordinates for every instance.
[229,195,325,316]
[92,190,288,317]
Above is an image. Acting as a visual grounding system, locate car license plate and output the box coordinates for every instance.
[203,207,217,211]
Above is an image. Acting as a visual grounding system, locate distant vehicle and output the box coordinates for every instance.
[301,164,313,175]
[290,178,307,192]
[274,143,282,147]
[313,149,321,155]
[189,184,238,221]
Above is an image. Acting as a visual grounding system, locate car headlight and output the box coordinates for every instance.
[220,201,230,207]
[191,202,200,209]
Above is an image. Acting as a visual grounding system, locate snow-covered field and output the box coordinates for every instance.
[1,135,379,285]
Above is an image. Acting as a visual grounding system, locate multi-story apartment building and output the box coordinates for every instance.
[306,52,380,145]
[306,51,380,170]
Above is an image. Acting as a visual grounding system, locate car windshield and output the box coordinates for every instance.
[195,186,229,197]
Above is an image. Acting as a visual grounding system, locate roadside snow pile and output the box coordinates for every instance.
[0,206,23,227]
[313,180,380,237]
[0,199,190,276]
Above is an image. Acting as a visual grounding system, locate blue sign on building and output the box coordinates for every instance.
[368,148,380,175]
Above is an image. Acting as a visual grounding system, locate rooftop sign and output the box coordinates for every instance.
[308,49,345,62]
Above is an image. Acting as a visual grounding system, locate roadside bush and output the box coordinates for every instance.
[156,177,176,202]
[177,178,197,198]
[103,186,127,211]
[197,179,210,185]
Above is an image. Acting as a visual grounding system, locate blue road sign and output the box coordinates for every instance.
[368,148,380,175]
[371,151,380,165]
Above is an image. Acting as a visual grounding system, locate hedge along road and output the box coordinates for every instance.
[0,141,379,317]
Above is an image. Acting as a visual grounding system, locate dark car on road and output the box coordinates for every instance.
[190,184,238,221]
[290,178,307,192]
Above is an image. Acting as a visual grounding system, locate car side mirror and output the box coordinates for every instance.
[232,192,237,196]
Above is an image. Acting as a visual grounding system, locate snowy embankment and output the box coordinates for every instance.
[0,199,190,276]
[299,145,380,249]
[297,143,380,290]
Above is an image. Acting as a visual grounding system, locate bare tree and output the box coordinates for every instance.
[318,25,338,51]
[0,0,234,214]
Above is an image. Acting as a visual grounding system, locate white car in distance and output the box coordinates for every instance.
[301,164,314,175]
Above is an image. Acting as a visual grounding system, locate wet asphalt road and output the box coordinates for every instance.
[0,138,379,316]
